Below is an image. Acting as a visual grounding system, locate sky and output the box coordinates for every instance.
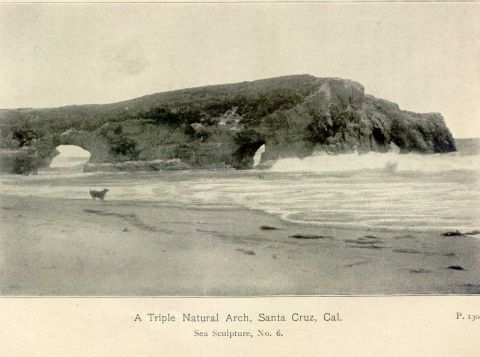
[1,3,479,138]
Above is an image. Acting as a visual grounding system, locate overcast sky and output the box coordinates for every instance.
[1,3,479,138]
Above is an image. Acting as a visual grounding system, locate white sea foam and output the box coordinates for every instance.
[252,144,265,167]
[1,140,478,233]
[270,151,480,173]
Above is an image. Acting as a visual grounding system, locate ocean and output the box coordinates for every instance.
[1,138,478,233]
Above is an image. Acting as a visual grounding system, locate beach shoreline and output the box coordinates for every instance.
[1,194,479,296]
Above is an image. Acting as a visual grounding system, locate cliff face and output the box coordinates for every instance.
[0,75,455,174]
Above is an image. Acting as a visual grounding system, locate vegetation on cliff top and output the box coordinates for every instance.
[0,75,456,174]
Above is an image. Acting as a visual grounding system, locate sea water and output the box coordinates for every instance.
[1,139,478,233]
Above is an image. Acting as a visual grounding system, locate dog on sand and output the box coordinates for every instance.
[89,188,109,200]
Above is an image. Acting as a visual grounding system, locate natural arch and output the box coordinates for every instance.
[232,140,266,169]
[49,145,91,169]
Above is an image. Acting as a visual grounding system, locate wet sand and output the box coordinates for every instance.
[1,194,479,295]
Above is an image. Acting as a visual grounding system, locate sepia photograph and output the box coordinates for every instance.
[0,2,479,297]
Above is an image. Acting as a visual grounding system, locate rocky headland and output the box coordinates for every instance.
[0,75,455,174]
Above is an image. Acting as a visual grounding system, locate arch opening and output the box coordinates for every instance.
[252,144,266,167]
[49,145,91,170]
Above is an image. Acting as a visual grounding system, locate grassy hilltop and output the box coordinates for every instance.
[0,75,455,174]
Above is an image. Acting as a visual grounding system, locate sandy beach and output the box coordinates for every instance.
[1,193,479,296]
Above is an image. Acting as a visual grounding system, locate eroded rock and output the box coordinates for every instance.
[0,75,456,174]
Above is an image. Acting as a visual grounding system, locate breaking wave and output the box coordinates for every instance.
[270,143,480,174]
[1,139,478,232]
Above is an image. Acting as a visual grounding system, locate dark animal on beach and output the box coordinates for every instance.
[89,188,109,200]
